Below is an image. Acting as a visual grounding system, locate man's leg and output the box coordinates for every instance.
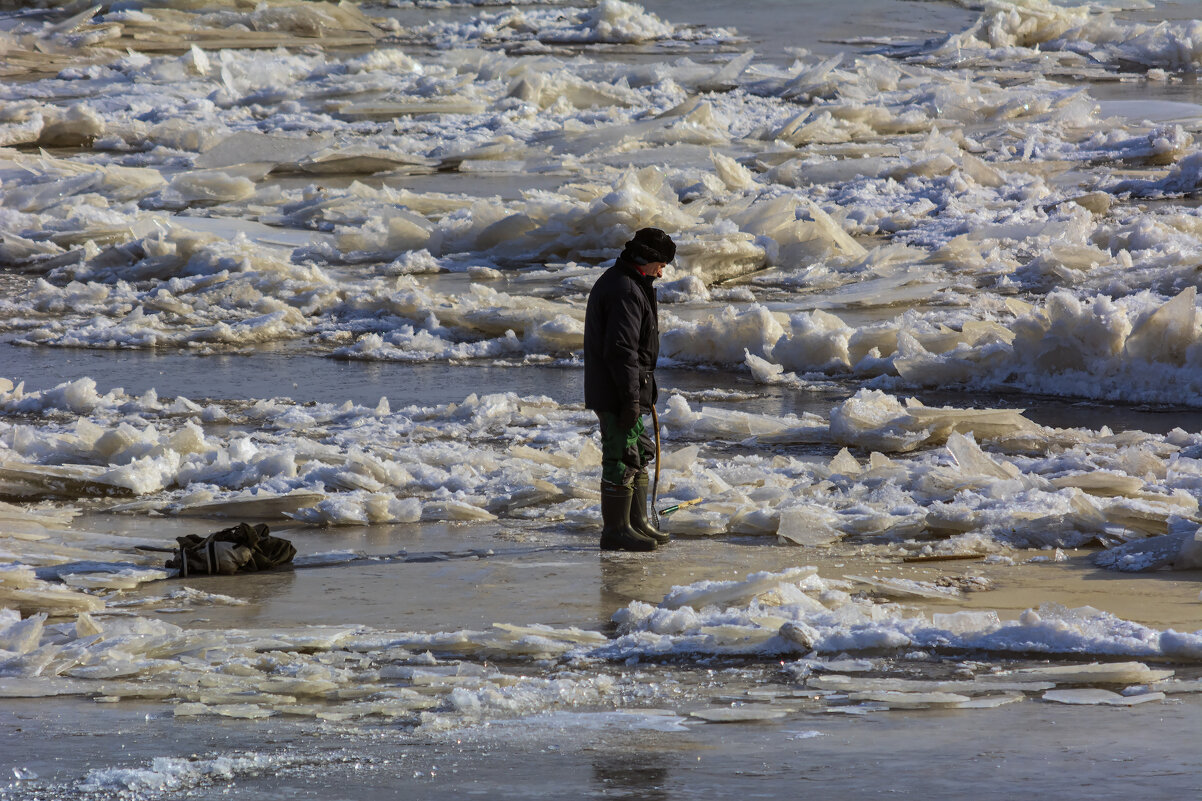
[628,417,669,544]
[599,411,646,486]
[596,411,656,551]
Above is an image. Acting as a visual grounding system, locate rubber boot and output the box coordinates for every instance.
[599,482,657,552]
[630,472,669,545]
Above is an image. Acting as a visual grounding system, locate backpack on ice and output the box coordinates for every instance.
[167,522,296,577]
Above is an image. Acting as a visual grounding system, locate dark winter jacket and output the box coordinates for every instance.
[584,259,659,413]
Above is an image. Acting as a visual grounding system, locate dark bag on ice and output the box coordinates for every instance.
[166,522,296,577]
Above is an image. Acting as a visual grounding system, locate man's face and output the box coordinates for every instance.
[640,261,667,279]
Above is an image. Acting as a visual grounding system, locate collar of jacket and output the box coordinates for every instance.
[616,257,656,285]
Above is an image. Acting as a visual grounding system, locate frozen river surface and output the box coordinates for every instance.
[3,0,1202,798]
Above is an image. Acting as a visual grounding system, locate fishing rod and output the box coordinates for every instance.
[657,497,702,517]
[650,405,704,521]
[651,404,661,528]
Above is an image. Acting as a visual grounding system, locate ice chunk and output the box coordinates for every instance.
[956,694,1024,709]
[945,431,1021,482]
[165,170,256,203]
[844,575,962,600]
[931,611,1001,634]
[772,311,853,372]
[674,233,767,286]
[59,567,171,590]
[776,506,843,547]
[828,391,928,452]
[1006,662,1174,684]
[827,448,861,476]
[292,146,435,175]
[0,611,45,655]
[903,403,1043,446]
[509,445,576,469]
[0,584,106,616]
[1123,286,1197,365]
[0,502,79,536]
[809,674,1050,694]
[661,305,784,364]
[800,200,867,260]
[1051,471,1145,497]
[659,445,699,471]
[1042,689,1165,706]
[779,621,820,650]
[689,707,789,723]
[75,612,103,638]
[422,500,497,522]
[196,131,329,170]
[174,702,274,719]
[1174,529,1202,569]
[175,490,326,518]
[1094,531,1192,572]
[661,567,817,610]
[38,104,105,148]
[829,390,1044,453]
[663,507,731,536]
[287,494,421,526]
[847,691,969,708]
[491,623,608,647]
[710,150,756,191]
[0,462,129,499]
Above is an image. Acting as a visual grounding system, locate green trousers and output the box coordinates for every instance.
[596,410,654,486]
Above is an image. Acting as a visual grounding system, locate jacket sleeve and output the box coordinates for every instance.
[602,289,642,407]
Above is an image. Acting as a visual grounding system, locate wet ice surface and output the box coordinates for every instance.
[5,0,1202,797]
[3,692,1201,800]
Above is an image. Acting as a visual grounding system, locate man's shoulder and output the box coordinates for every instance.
[593,263,636,292]
[591,264,629,293]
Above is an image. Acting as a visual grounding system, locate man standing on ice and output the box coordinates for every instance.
[584,227,676,551]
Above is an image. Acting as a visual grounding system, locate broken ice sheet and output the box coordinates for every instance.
[689,706,790,723]
[930,611,1001,634]
[173,490,327,519]
[996,662,1174,685]
[660,567,817,610]
[0,566,106,616]
[174,702,274,719]
[0,501,79,531]
[808,674,1053,694]
[777,506,844,546]
[0,462,131,499]
[658,398,803,440]
[843,574,963,600]
[1155,679,1202,695]
[108,586,250,611]
[0,677,94,699]
[491,623,609,647]
[792,657,879,674]
[1042,689,1166,706]
[826,391,1045,454]
[955,693,1024,709]
[846,690,970,708]
[1095,528,1202,572]
[59,567,171,590]
[824,703,889,716]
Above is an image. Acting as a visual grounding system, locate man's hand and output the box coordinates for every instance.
[618,404,640,431]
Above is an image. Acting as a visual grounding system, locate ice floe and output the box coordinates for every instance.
[608,567,1202,662]
[5,377,1202,560]
[0,563,1194,731]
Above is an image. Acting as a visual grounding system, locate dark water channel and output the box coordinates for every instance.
[7,342,1202,435]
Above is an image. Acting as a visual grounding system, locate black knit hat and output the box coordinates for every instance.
[619,227,676,265]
